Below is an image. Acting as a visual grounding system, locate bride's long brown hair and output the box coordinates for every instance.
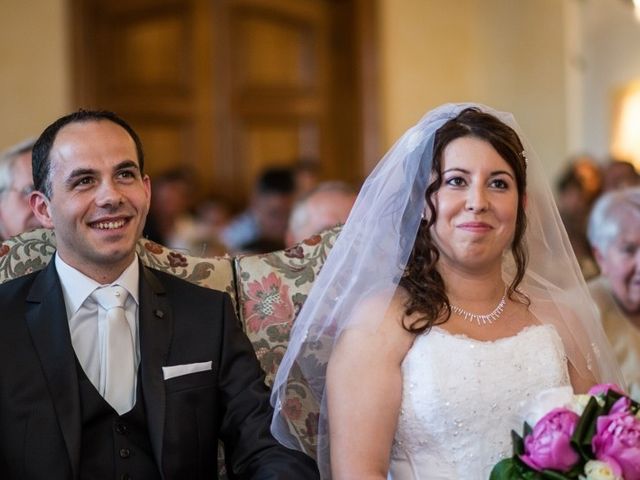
[399,107,529,334]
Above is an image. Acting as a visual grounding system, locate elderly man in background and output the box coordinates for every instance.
[285,181,357,247]
[587,186,640,399]
[0,138,41,240]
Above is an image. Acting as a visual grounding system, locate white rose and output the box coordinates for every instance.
[520,386,574,425]
[580,460,622,480]
[567,394,592,416]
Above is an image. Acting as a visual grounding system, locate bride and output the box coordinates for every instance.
[270,104,623,479]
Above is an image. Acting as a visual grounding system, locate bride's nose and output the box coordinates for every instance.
[465,185,489,213]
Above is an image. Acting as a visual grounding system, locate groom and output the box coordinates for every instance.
[0,110,319,479]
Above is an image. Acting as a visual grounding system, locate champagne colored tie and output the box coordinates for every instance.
[92,285,135,415]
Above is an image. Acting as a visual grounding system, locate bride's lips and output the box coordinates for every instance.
[457,221,493,232]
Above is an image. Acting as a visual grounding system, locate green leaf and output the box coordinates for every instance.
[571,396,601,460]
[490,457,554,480]
[512,428,525,455]
[490,458,523,479]
[539,469,572,480]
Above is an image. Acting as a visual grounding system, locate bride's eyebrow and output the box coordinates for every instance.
[442,168,515,180]
[442,168,469,174]
[490,170,515,179]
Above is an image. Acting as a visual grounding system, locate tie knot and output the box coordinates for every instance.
[92,285,128,310]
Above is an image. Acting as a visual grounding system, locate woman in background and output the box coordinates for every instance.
[588,186,640,400]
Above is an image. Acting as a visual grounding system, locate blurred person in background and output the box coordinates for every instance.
[0,138,42,240]
[185,196,231,257]
[293,159,321,199]
[221,166,295,253]
[556,156,603,279]
[601,159,640,192]
[587,186,640,399]
[285,181,357,247]
[143,168,197,251]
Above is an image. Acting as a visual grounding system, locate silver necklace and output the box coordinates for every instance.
[450,289,507,325]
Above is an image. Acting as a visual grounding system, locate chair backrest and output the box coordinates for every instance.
[0,229,236,304]
[234,226,339,457]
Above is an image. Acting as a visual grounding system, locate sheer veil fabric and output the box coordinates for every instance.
[270,103,623,476]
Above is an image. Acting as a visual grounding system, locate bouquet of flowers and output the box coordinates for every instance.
[490,384,640,480]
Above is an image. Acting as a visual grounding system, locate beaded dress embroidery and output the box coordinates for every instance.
[388,324,570,480]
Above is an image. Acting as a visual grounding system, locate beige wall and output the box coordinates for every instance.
[582,0,640,160]
[0,0,71,151]
[378,0,569,179]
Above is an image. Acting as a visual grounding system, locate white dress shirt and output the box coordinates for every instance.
[55,254,141,403]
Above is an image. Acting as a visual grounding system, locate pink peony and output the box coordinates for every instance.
[589,384,625,397]
[592,409,640,480]
[520,408,580,472]
[610,396,632,415]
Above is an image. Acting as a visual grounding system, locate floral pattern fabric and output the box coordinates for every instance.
[235,226,340,458]
[0,229,236,307]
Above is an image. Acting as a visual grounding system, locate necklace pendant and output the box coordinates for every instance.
[451,289,507,325]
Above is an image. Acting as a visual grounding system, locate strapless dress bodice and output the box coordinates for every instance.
[388,324,570,479]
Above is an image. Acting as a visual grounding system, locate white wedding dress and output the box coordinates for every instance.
[388,324,571,480]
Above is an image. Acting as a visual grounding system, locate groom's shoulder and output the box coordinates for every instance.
[143,265,229,303]
[0,269,42,298]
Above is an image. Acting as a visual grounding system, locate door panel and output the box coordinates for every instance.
[72,0,377,206]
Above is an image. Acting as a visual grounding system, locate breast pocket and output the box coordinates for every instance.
[163,368,218,472]
[164,369,216,394]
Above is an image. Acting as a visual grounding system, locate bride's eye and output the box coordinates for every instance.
[489,178,509,189]
[445,176,466,187]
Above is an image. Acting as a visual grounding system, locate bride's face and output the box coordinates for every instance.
[431,135,519,274]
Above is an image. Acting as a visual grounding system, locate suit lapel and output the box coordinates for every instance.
[139,265,173,474]
[25,261,81,479]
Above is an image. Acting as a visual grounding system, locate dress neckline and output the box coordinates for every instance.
[428,323,551,345]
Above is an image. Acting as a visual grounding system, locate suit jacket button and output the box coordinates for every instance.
[119,448,131,459]
[115,423,128,435]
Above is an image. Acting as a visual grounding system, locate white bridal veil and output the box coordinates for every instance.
[270,103,623,475]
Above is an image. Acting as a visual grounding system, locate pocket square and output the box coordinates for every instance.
[162,361,213,380]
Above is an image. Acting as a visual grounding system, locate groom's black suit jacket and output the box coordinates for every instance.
[0,259,318,479]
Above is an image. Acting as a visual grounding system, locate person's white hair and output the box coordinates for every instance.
[587,186,640,253]
[288,181,356,237]
[0,138,36,196]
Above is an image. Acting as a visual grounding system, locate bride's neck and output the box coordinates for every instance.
[437,262,505,304]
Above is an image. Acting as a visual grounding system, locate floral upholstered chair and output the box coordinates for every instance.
[0,228,235,296]
[235,227,339,458]
[0,225,340,472]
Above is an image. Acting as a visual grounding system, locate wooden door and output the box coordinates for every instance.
[71,0,378,206]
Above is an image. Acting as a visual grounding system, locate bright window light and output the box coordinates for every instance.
[612,82,640,168]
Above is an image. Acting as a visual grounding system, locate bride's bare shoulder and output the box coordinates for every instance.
[344,287,415,347]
